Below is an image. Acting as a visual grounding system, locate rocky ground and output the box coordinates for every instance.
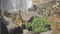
[23,29,52,34]
[2,0,60,34]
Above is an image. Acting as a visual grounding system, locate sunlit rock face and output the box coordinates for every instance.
[32,0,55,5]
[32,0,40,4]
[1,0,32,11]
[40,0,55,3]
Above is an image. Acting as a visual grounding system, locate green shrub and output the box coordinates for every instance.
[26,16,50,32]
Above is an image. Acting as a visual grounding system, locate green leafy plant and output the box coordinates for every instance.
[26,16,50,32]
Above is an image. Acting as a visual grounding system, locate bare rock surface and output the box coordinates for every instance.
[23,29,52,34]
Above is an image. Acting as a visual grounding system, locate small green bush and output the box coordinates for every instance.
[26,16,50,32]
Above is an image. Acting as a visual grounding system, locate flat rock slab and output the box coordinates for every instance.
[40,31,52,34]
